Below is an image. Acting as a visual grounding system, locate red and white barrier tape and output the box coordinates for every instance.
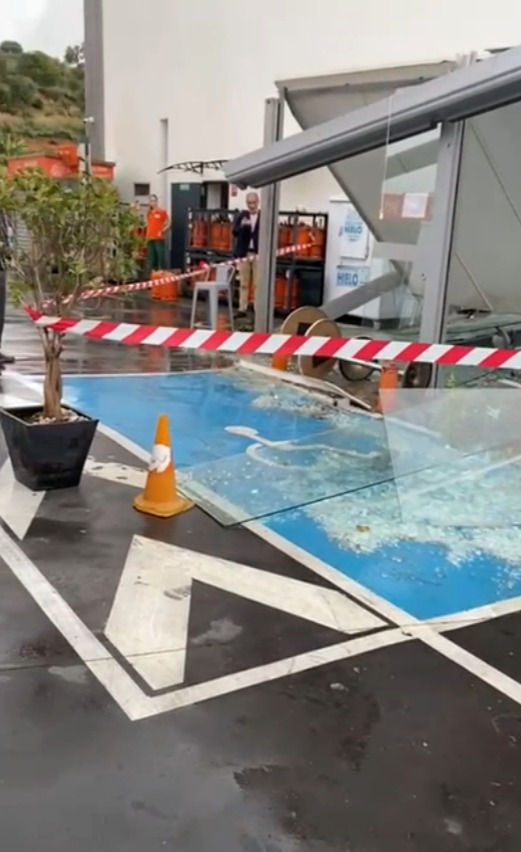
[42,242,313,309]
[27,309,521,370]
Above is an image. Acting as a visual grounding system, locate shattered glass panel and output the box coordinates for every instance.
[381,388,521,528]
[179,418,397,526]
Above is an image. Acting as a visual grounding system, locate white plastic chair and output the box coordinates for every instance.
[190,264,235,330]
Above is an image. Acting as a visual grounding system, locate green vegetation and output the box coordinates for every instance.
[0,168,140,419]
[0,41,84,145]
[0,132,27,162]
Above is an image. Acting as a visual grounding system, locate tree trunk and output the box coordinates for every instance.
[42,329,64,421]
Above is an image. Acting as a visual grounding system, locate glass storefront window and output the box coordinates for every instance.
[446,100,521,324]
[323,112,441,333]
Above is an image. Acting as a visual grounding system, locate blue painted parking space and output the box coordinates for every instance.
[64,371,332,468]
[267,486,521,620]
[64,369,521,621]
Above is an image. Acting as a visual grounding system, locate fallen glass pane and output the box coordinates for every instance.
[179,422,396,525]
[381,388,521,527]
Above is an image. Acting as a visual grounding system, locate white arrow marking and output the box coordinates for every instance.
[0,389,46,540]
[0,456,144,542]
[4,520,521,721]
[105,535,385,691]
[0,459,45,540]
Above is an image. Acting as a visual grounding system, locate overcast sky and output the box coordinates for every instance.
[0,0,83,59]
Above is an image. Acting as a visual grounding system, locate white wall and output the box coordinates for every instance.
[100,0,521,210]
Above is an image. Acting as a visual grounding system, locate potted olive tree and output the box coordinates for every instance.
[0,168,139,491]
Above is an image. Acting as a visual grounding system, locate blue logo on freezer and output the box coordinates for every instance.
[336,266,370,288]
[340,208,364,242]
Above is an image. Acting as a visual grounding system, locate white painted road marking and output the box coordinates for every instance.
[247,523,521,708]
[0,525,148,718]
[0,386,45,539]
[105,535,385,691]
[0,457,144,542]
[0,525,405,720]
[0,394,38,408]
[0,460,45,540]
[6,372,521,716]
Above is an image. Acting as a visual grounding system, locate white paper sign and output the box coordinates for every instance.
[402,192,429,220]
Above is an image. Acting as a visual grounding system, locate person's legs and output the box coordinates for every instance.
[146,240,157,276]
[237,260,251,313]
[251,257,259,311]
[148,239,167,273]
[156,238,167,270]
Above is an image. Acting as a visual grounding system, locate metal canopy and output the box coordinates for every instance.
[276,58,456,98]
[224,45,521,188]
[279,61,448,247]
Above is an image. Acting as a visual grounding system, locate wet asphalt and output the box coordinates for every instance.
[0,301,520,851]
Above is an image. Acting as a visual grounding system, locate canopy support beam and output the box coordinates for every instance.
[256,97,284,332]
[224,46,521,189]
[418,119,466,384]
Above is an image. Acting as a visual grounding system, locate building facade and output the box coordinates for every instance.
[84,0,521,211]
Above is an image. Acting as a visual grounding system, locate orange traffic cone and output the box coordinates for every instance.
[375,362,399,414]
[271,354,289,371]
[133,414,193,518]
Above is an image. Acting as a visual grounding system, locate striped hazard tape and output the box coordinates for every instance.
[27,309,521,370]
[42,242,313,309]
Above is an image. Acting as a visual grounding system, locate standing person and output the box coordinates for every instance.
[233,191,260,317]
[0,209,14,366]
[146,194,170,274]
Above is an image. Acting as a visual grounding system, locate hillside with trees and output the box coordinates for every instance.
[0,40,84,159]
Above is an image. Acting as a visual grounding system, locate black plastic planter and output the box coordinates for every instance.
[0,405,99,491]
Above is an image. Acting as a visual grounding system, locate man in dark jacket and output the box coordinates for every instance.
[0,210,14,365]
[232,191,260,316]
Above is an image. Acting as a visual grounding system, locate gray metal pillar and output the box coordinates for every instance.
[418,119,465,382]
[83,0,106,162]
[418,53,475,384]
[255,97,284,332]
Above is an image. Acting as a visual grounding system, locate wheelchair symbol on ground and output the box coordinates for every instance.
[225,425,382,470]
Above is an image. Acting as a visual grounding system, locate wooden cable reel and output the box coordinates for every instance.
[401,361,433,389]
[280,306,338,379]
[338,335,376,383]
[281,307,388,383]
[280,306,344,380]
[280,305,326,337]
[298,317,342,379]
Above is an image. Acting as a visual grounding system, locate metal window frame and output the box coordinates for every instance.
[229,51,502,378]
[418,121,465,347]
[418,119,466,385]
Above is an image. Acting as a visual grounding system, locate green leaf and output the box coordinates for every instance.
[0,169,141,315]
